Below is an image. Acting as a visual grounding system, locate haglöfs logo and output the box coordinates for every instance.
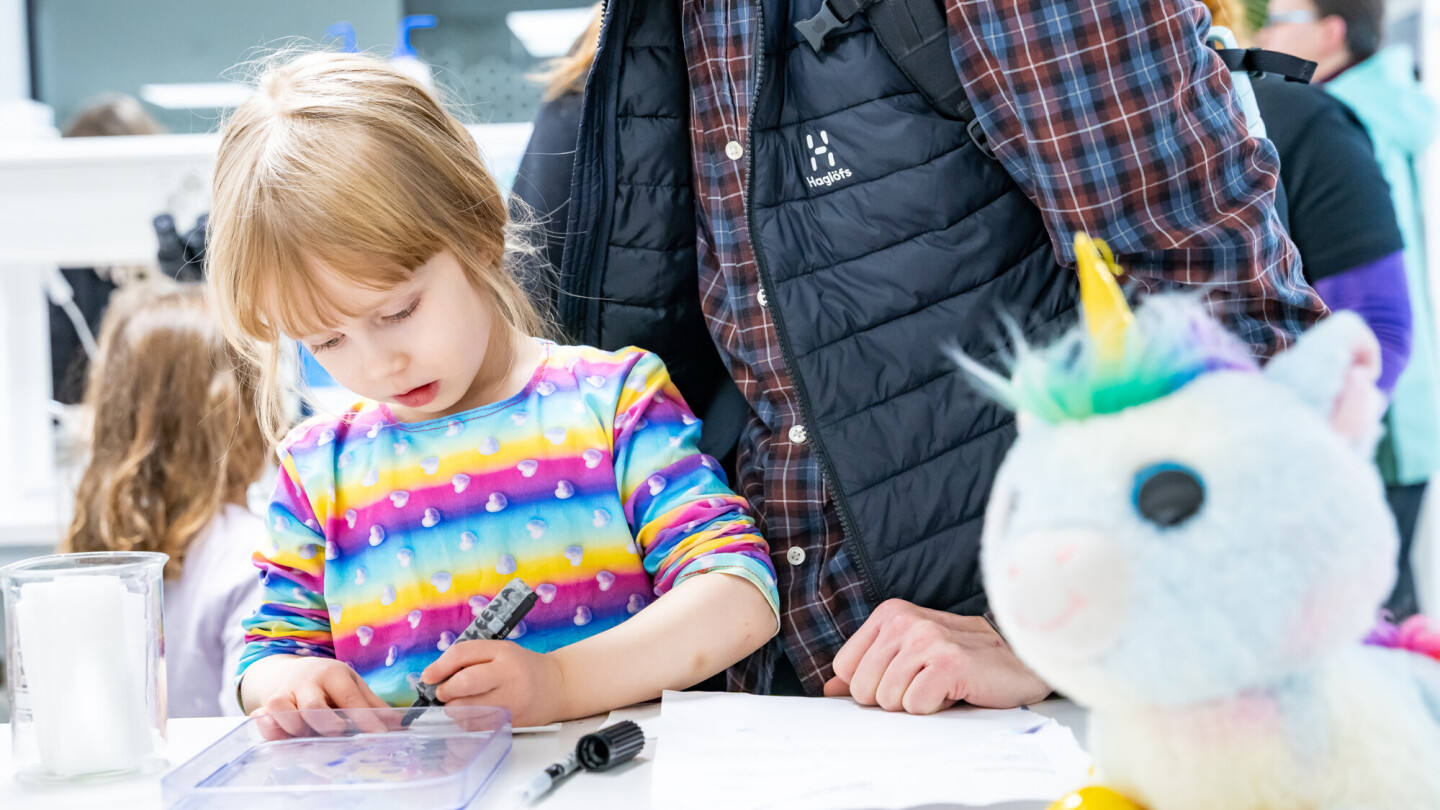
[804,130,852,189]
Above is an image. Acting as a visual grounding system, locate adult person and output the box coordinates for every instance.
[553,0,1325,711]
[1259,0,1439,618]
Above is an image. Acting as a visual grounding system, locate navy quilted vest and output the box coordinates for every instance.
[561,0,1078,614]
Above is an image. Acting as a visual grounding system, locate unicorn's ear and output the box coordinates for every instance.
[1263,312,1385,452]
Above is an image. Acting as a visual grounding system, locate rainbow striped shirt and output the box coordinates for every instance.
[239,342,779,706]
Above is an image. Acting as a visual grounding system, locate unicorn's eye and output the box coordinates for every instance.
[1133,463,1205,528]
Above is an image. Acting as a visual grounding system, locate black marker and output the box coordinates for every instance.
[516,721,646,803]
[400,578,538,727]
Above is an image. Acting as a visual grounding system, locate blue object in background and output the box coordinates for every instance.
[394,14,437,59]
[298,342,338,388]
[325,21,358,53]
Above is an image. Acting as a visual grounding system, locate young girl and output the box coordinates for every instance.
[208,52,780,731]
[63,283,269,718]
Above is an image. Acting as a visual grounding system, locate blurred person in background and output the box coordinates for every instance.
[62,284,268,717]
[1260,0,1440,618]
[1210,0,1420,614]
[62,93,166,138]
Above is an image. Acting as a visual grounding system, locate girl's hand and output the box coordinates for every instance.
[245,655,394,739]
[420,640,568,727]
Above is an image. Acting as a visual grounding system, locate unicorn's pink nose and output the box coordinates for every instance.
[988,529,1131,662]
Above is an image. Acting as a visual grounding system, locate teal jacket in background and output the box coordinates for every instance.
[1329,46,1440,485]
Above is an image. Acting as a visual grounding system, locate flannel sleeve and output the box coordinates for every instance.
[944,0,1326,355]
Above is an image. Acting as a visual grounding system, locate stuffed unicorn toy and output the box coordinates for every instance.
[967,235,1440,810]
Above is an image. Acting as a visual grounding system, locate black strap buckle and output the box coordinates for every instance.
[967,116,995,159]
[1215,47,1318,83]
[796,1,846,52]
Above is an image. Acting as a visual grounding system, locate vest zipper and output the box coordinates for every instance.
[742,1,883,609]
[562,0,618,343]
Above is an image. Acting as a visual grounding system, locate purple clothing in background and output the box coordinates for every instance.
[163,504,265,717]
[1313,251,1412,396]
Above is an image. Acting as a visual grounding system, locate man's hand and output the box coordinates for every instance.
[420,640,568,728]
[823,599,1050,713]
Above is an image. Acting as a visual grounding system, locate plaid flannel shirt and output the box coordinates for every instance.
[682,0,1324,696]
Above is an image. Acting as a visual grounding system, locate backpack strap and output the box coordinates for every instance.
[798,0,1321,163]
[796,0,996,158]
[1215,47,1317,83]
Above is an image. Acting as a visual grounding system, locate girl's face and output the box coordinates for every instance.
[299,250,512,423]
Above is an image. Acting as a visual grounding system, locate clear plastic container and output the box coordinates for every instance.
[1,551,168,783]
[162,706,512,810]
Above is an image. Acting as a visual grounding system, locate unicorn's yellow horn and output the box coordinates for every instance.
[1075,232,1133,362]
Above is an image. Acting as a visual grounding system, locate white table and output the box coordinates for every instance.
[1,699,1087,810]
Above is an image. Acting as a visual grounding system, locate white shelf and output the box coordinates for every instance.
[0,488,67,550]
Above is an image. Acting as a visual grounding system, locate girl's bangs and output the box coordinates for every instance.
[244,186,444,341]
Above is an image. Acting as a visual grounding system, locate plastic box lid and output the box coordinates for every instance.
[162,706,511,810]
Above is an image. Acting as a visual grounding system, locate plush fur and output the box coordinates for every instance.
[978,304,1440,809]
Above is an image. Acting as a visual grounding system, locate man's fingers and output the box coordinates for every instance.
[830,613,883,683]
[822,676,852,698]
[435,662,503,704]
[421,640,507,685]
[846,633,902,706]
[900,663,962,715]
[873,651,926,712]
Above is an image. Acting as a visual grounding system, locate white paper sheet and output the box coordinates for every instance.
[652,691,1089,810]
[16,576,154,776]
[513,723,563,734]
[599,701,661,740]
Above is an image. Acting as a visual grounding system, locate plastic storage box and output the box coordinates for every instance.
[162,706,511,809]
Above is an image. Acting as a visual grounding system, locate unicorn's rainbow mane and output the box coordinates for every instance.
[1365,613,1440,662]
[956,294,1258,424]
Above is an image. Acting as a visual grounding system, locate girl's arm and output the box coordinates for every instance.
[238,449,336,679]
[422,349,779,724]
[237,437,389,735]
[550,570,776,715]
[424,569,777,723]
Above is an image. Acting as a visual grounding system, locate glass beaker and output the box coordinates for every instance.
[1,551,168,782]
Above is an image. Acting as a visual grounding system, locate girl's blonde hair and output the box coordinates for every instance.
[530,3,604,102]
[62,284,268,579]
[207,51,547,444]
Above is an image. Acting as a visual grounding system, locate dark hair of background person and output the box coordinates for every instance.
[51,95,168,404]
[1313,0,1386,63]
[63,93,166,138]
